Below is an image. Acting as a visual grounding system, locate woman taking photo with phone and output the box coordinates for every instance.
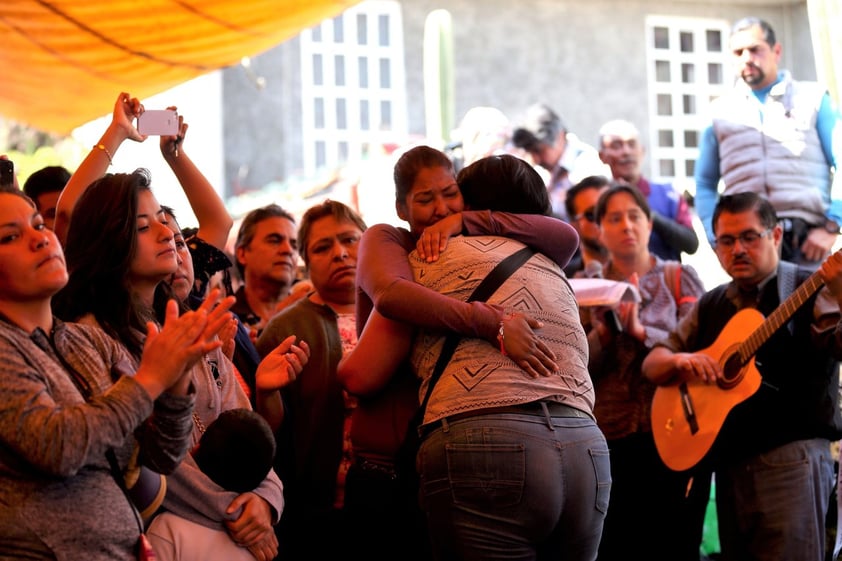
[52,91,304,560]
[54,168,289,561]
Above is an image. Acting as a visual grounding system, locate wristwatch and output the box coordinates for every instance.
[823,219,841,234]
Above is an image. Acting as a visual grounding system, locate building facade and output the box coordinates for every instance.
[220,0,815,208]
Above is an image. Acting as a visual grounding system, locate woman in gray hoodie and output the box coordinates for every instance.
[0,186,232,559]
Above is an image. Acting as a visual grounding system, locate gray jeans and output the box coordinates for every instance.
[418,407,610,561]
[716,438,834,561]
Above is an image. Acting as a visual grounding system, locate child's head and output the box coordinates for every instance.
[193,408,276,493]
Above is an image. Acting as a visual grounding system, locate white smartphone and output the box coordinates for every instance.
[137,109,179,136]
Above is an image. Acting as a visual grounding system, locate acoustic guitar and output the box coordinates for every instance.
[650,269,825,472]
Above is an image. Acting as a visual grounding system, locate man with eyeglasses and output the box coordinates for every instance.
[642,192,842,561]
[563,175,610,276]
[694,17,842,268]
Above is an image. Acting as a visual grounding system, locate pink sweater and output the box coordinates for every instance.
[356,210,579,340]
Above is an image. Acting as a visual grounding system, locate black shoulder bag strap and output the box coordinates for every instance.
[416,245,535,429]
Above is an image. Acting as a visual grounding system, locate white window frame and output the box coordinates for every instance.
[300,0,408,175]
[644,15,732,194]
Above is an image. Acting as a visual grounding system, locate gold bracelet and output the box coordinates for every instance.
[93,143,113,165]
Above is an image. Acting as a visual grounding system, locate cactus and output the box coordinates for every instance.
[423,9,455,149]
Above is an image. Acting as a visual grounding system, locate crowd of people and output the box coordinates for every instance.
[0,14,841,561]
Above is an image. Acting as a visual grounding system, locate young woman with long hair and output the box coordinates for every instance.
[0,187,227,559]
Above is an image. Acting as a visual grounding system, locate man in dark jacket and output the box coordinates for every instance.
[643,192,842,561]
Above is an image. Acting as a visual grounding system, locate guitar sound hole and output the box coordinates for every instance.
[718,352,744,390]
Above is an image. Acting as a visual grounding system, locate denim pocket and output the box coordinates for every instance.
[589,447,611,514]
[445,443,525,508]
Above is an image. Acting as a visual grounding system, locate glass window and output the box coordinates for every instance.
[313,54,323,86]
[379,14,390,46]
[658,129,674,147]
[681,63,695,84]
[706,29,722,52]
[335,55,345,86]
[657,94,673,116]
[708,63,723,84]
[683,94,696,115]
[358,57,368,88]
[314,98,325,129]
[654,26,669,49]
[333,15,344,42]
[659,159,676,176]
[685,159,695,177]
[381,100,392,127]
[357,14,367,45]
[316,141,326,168]
[360,100,370,130]
[336,99,347,129]
[379,58,391,88]
[656,60,671,82]
[680,31,694,53]
[684,130,698,148]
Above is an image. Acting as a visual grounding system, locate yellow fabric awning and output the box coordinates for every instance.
[1,0,360,134]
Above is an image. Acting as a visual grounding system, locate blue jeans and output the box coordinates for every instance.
[418,406,610,561]
[716,438,834,561]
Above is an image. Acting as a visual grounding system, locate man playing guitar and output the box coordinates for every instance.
[642,192,842,561]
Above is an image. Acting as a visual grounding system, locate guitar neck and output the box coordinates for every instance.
[741,271,824,359]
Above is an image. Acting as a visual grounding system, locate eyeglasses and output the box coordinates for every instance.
[573,207,597,223]
[713,228,772,250]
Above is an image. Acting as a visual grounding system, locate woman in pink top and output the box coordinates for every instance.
[341,151,609,561]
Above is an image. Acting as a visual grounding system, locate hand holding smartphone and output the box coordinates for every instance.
[137,109,179,136]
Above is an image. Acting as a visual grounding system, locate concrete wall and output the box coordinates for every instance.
[222,38,304,193]
[400,0,813,156]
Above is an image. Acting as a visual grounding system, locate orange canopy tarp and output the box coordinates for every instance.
[0,0,359,134]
